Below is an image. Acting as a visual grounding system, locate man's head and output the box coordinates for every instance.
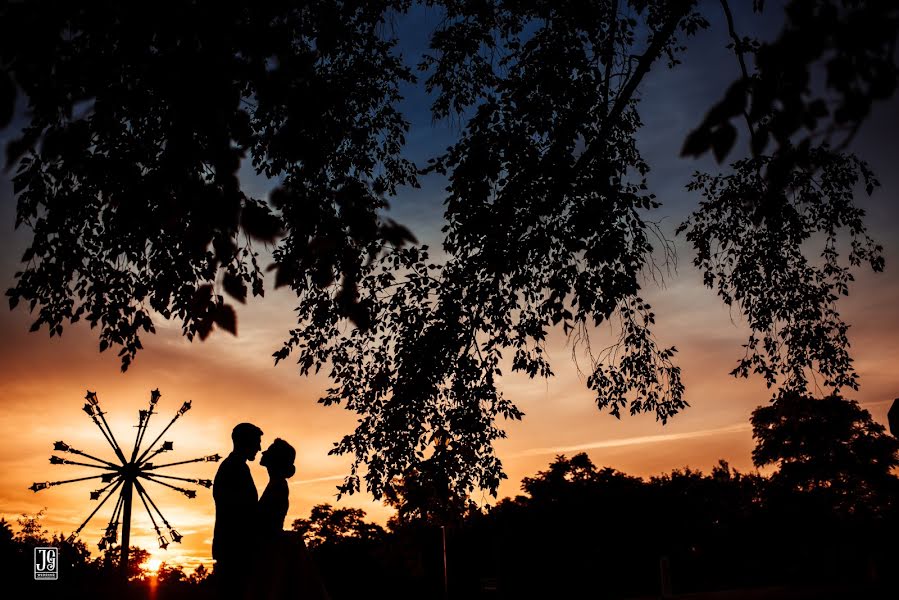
[231,423,263,461]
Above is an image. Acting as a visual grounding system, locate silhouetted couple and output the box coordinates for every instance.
[213,423,329,600]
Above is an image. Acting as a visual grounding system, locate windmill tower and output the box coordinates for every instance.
[29,389,221,575]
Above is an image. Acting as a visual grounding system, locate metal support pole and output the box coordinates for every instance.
[660,555,672,599]
[120,478,133,578]
[442,525,448,600]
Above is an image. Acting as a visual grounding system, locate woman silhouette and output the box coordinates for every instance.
[258,439,295,537]
[253,438,330,600]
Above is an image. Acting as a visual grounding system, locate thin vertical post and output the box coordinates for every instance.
[660,555,672,598]
[442,525,448,600]
[120,478,133,578]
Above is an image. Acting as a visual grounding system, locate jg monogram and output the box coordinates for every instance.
[34,547,58,580]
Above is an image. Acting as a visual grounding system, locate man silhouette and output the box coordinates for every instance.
[213,422,263,600]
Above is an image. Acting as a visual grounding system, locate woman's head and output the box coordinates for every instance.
[259,438,296,479]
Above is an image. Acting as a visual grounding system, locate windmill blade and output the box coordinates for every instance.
[135,401,191,464]
[141,447,166,464]
[108,491,124,531]
[50,456,117,470]
[30,472,116,492]
[130,409,151,463]
[139,473,197,499]
[110,491,125,529]
[97,492,125,548]
[70,477,124,538]
[134,482,162,532]
[140,441,174,465]
[135,479,177,530]
[54,442,119,468]
[90,475,124,501]
[84,391,128,464]
[134,480,173,548]
[142,454,221,470]
[83,399,127,464]
[83,409,122,461]
[145,473,213,488]
[69,449,118,468]
[131,389,163,462]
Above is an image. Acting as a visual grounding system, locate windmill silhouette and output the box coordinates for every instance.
[29,389,221,575]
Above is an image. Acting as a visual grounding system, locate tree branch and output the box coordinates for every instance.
[575,1,693,173]
[601,0,620,115]
[719,0,757,143]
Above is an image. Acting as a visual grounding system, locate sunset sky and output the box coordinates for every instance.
[1,5,897,573]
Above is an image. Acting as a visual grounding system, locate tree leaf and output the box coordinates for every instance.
[712,122,737,163]
[241,200,283,243]
[680,126,711,158]
[213,303,237,335]
[223,271,247,303]
[380,219,418,247]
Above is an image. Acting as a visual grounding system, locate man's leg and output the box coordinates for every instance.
[214,559,247,600]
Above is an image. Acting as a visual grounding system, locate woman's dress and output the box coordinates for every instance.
[253,478,330,600]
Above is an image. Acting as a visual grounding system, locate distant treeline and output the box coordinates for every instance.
[300,456,898,599]
[297,394,899,599]
[5,394,898,599]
